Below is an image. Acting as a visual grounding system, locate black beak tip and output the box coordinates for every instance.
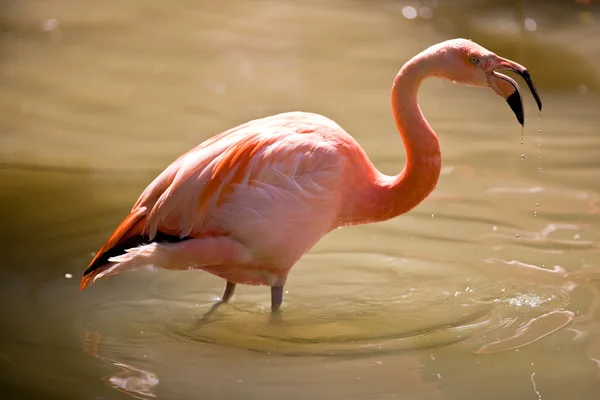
[521,69,543,111]
[506,91,524,126]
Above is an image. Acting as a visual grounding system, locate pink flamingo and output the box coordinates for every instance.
[79,39,542,312]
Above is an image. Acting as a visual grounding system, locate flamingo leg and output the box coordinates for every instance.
[221,281,236,303]
[197,281,236,321]
[271,286,283,312]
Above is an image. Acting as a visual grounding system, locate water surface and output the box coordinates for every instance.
[1,0,600,399]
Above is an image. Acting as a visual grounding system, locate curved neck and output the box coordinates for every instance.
[344,53,442,225]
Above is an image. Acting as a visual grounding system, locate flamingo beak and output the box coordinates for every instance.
[488,57,542,126]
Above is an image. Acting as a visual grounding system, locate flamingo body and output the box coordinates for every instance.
[80,39,541,311]
[81,112,371,289]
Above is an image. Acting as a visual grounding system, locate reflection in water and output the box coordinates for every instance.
[475,310,574,354]
[82,326,159,399]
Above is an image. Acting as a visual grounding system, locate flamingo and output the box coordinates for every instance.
[79,39,542,312]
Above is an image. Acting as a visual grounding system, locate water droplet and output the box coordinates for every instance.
[536,203,540,207]
[539,167,542,171]
[574,234,580,240]
[538,156,541,161]
[520,153,525,160]
[537,144,541,148]
[534,211,538,217]
[492,226,498,232]
[431,213,435,218]
[515,233,520,239]
[520,127,524,145]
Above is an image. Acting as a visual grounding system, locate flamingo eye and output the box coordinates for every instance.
[469,56,480,65]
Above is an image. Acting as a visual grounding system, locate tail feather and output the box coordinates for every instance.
[81,203,197,291]
[79,207,187,291]
[80,207,148,291]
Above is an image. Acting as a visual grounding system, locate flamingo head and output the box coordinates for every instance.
[432,38,543,126]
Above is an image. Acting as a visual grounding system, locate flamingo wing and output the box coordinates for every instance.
[80,112,347,290]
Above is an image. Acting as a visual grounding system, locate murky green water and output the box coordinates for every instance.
[1,0,600,399]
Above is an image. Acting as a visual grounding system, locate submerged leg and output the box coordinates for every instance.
[198,281,236,321]
[271,286,283,312]
[221,281,236,303]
